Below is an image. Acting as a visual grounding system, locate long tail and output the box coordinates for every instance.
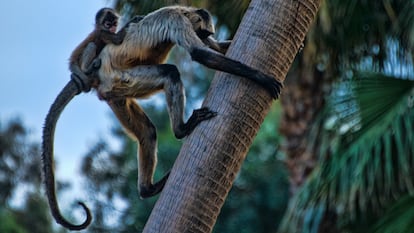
[41,80,92,231]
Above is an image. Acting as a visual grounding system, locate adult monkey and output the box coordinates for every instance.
[41,8,143,231]
[95,5,282,198]
[42,5,282,231]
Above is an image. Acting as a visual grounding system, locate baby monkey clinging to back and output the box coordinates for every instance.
[69,7,142,91]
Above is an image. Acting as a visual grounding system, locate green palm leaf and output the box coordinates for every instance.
[279,73,414,233]
[369,195,414,233]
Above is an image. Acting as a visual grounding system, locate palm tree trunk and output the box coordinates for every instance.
[143,0,321,232]
[279,39,328,194]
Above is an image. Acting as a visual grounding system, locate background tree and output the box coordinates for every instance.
[0,118,58,233]
[278,0,414,232]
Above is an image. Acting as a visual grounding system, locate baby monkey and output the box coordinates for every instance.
[42,8,143,231]
[69,7,142,92]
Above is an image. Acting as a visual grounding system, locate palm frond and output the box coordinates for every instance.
[279,73,414,233]
[368,195,414,233]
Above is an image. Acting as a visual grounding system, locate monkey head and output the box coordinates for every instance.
[186,8,215,40]
[96,8,119,33]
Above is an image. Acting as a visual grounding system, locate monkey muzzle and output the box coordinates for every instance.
[197,29,214,40]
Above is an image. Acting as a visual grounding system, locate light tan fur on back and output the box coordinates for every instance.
[97,6,210,93]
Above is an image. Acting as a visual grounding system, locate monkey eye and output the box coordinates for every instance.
[104,21,112,28]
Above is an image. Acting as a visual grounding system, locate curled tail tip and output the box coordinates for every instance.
[56,201,92,231]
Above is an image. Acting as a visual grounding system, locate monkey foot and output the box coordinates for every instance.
[175,107,217,139]
[266,78,283,99]
[256,72,283,99]
[139,171,170,199]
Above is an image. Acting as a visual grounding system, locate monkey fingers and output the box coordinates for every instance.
[175,107,217,139]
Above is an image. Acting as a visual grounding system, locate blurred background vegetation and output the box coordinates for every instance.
[1,0,414,232]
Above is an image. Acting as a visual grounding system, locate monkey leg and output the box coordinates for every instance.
[107,98,169,198]
[104,64,216,139]
[158,65,217,138]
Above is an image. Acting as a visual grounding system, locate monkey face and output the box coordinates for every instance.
[103,19,118,33]
[102,14,118,33]
[96,8,119,33]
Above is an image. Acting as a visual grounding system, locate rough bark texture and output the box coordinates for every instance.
[143,0,321,232]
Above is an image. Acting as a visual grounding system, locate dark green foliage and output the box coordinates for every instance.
[0,118,56,233]
[280,73,414,232]
[316,0,414,66]
[276,0,414,232]
[0,118,41,203]
[368,195,414,233]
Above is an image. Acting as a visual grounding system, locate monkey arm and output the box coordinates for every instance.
[69,43,98,92]
[189,47,282,99]
[80,43,97,71]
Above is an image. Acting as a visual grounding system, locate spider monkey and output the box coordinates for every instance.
[70,7,143,91]
[41,8,143,231]
[42,5,282,231]
[95,5,282,197]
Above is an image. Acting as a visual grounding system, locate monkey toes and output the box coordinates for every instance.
[175,107,217,139]
[267,78,283,99]
[187,107,217,132]
[139,172,170,199]
[191,107,218,120]
[258,73,283,99]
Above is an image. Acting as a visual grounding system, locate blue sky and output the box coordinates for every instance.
[0,1,117,193]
